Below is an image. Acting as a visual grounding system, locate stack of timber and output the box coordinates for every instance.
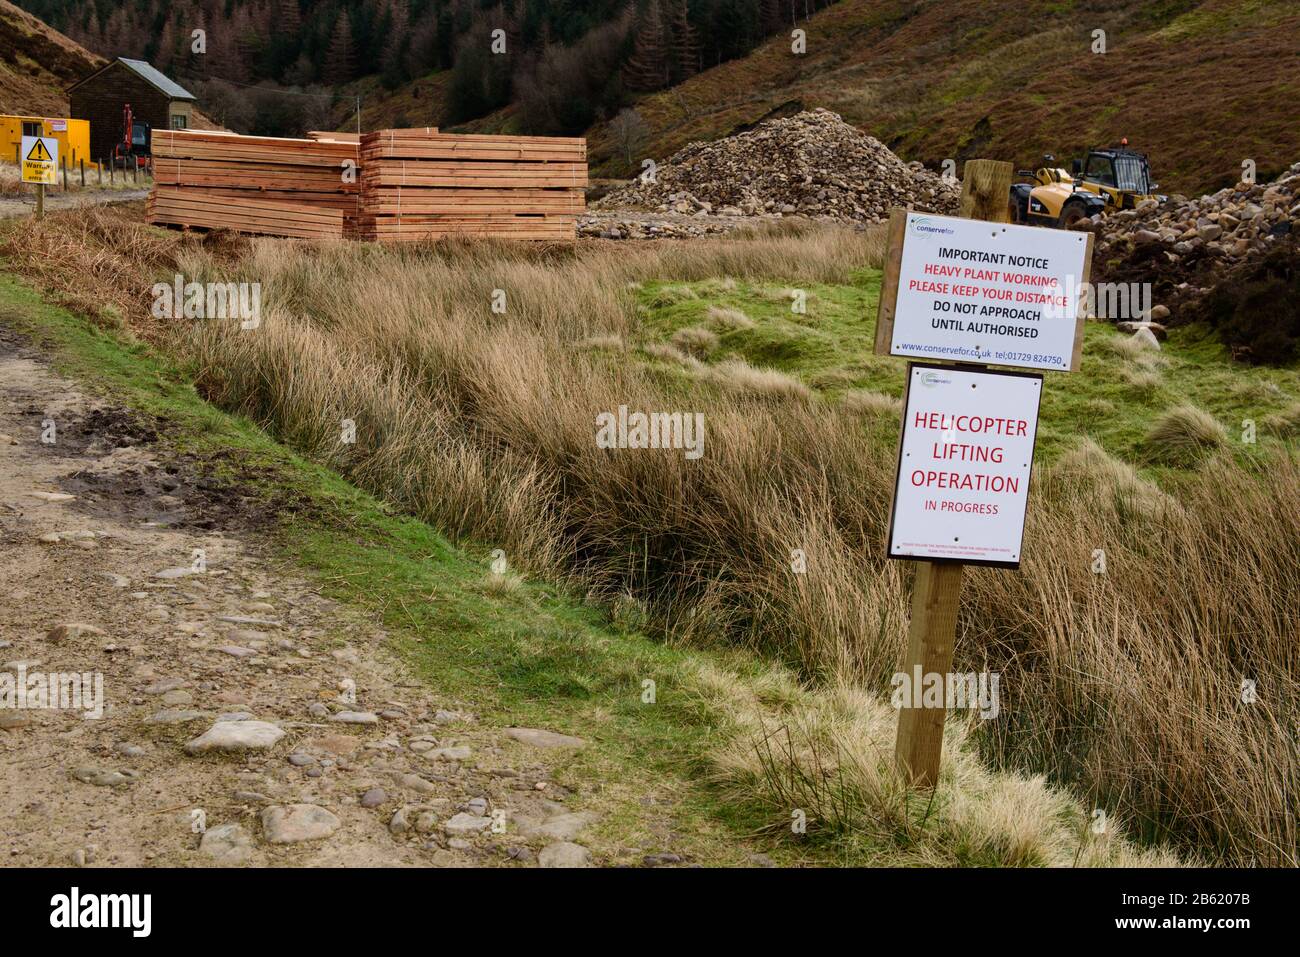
[357,129,587,242]
[148,129,359,240]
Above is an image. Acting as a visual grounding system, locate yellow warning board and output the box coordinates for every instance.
[21,135,57,185]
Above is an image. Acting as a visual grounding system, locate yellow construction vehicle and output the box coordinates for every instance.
[1010,140,1164,228]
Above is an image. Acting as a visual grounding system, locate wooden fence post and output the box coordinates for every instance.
[893,158,1013,789]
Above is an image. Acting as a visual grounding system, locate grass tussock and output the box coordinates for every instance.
[578,333,625,352]
[1120,366,1162,394]
[1144,403,1229,465]
[690,663,1180,866]
[642,341,702,369]
[706,304,755,331]
[702,357,812,400]
[482,569,524,596]
[840,389,902,418]
[671,325,721,358]
[1263,401,1300,437]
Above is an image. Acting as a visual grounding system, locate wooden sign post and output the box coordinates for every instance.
[893,159,1012,788]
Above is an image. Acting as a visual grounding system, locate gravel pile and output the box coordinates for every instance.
[595,108,960,224]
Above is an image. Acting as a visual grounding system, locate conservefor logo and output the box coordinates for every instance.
[920,371,952,387]
[911,216,955,237]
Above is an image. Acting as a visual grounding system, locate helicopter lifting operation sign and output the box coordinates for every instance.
[874,210,1093,372]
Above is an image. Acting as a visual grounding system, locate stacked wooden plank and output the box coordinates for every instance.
[357,130,586,242]
[148,129,360,240]
[307,131,363,144]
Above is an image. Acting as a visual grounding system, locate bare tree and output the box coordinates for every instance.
[609,107,649,168]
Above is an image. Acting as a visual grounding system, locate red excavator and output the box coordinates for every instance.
[112,103,151,170]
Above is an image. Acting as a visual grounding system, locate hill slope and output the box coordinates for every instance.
[582,0,1300,195]
[0,0,99,115]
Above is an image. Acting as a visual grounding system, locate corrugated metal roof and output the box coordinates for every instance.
[116,58,196,100]
[68,57,197,100]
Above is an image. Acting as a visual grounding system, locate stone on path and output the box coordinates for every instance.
[146,709,209,725]
[72,767,135,788]
[443,812,492,836]
[429,746,471,761]
[505,727,585,749]
[395,773,436,795]
[185,720,284,754]
[154,567,197,579]
[45,623,105,642]
[538,842,592,868]
[144,677,188,695]
[200,823,254,863]
[522,812,598,842]
[261,804,341,844]
[331,711,379,725]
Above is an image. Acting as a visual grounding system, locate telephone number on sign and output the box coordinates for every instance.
[990,350,1066,365]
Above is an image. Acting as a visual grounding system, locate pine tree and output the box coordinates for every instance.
[668,0,699,84]
[325,12,358,85]
[277,0,302,33]
[155,17,178,71]
[406,13,440,77]
[623,0,668,92]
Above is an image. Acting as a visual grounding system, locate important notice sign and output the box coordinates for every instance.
[21,135,57,185]
[886,363,1042,568]
[875,210,1092,372]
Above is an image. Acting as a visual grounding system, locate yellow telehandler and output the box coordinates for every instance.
[1010,141,1164,228]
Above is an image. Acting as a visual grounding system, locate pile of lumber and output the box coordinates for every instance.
[148,130,359,240]
[147,128,587,242]
[357,129,587,242]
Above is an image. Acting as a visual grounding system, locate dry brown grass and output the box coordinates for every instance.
[0,205,244,333]
[840,389,902,418]
[1144,403,1230,465]
[705,304,754,331]
[671,325,720,358]
[689,663,1180,866]
[7,207,1295,865]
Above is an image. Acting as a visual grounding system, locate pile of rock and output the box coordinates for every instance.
[578,209,738,240]
[1091,161,1300,317]
[595,108,960,224]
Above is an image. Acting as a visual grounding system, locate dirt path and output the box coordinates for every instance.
[0,189,150,220]
[0,326,597,868]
